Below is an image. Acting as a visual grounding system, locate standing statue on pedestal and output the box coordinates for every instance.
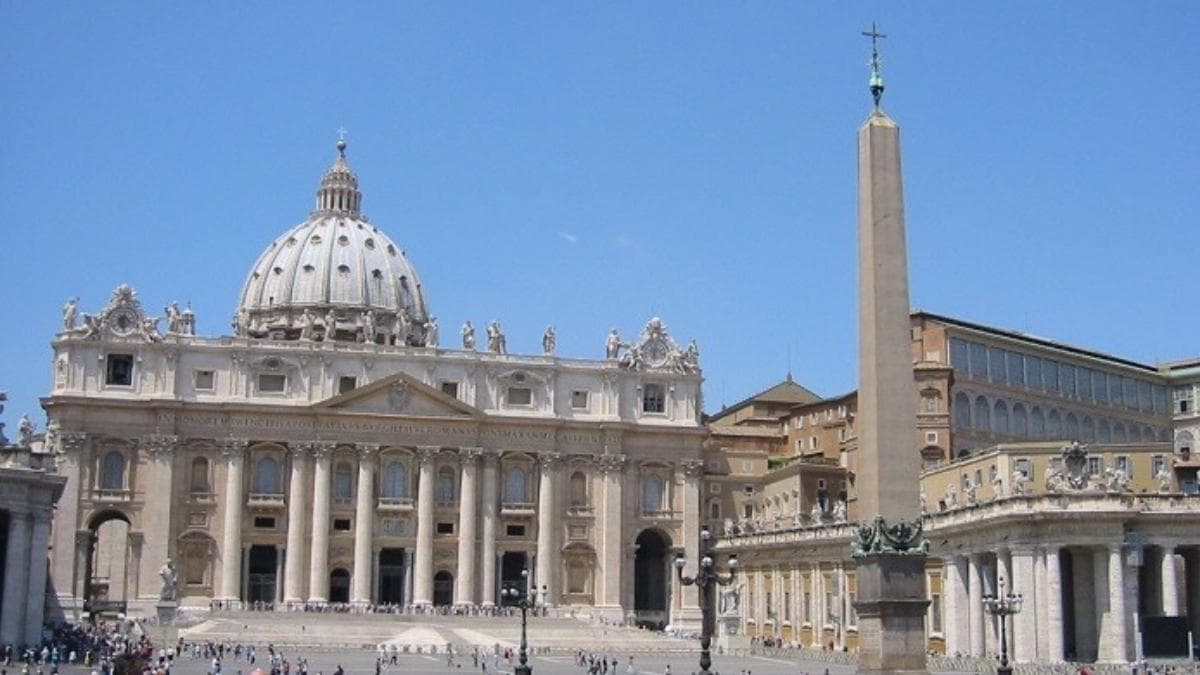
[542,326,556,356]
[392,311,410,346]
[424,317,439,347]
[62,298,79,331]
[461,321,476,350]
[605,329,622,360]
[298,309,315,341]
[17,414,36,447]
[486,321,507,354]
[159,559,178,601]
[164,302,183,334]
[363,310,377,344]
[324,308,339,341]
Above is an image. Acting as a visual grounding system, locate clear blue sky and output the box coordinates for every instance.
[2,3,1197,430]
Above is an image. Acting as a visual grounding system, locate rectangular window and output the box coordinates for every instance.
[642,384,665,413]
[1115,455,1131,478]
[507,386,532,406]
[974,469,983,487]
[105,354,134,386]
[1078,367,1093,401]
[194,369,215,391]
[1027,357,1043,391]
[506,524,526,537]
[1006,352,1024,386]
[1087,456,1103,477]
[1094,371,1109,404]
[803,591,812,622]
[743,484,755,495]
[571,390,590,410]
[1043,359,1059,393]
[1175,385,1195,413]
[968,342,988,380]
[795,416,805,429]
[253,516,276,529]
[333,518,352,531]
[1123,377,1138,410]
[1108,374,1123,407]
[1138,380,1153,412]
[988,347,1006,384]
[338,376,358,394]
[784,591,792,621]
[925,431,938,444]
[930,592,943,632]
[258,373,286,393]
[825,591,835,623]
[1060,363,1076,397]
[1014,458,1032,479]
[1152,455,1166,477]
[949,337,968,371]
[1152,384,1168,414]
[436,522,455,534]
[440,381,459,399]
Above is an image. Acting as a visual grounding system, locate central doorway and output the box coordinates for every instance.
[433,570,454,606]
[379,548,406,605]
[634,529,672,629]
[246,545,278,603]
[329,568,350,603]
[500,551,529,605]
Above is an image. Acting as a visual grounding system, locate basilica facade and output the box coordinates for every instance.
[42,142,707,627]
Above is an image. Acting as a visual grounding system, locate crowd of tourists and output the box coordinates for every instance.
[1,620,157,675]
[208,602,544,618]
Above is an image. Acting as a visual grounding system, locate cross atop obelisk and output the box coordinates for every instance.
[851,25,930,674]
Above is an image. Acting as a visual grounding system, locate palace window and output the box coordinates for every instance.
[190,457,210,493]
[642,474,665,512]
[440,381,459,399]
[1006,352,1024,386]
[1012,403,1028,436]
[506,524,526,537]
[100,451,125,490]
[1152,455,1167,476]
[507,386,532,406]
[254,456,281,495]
[194,370,215,391]
[257,373,286,393]
[382,461,409,499]
[953,392,970,428]
[571,390,589,410]
[333,518,352,531]
[1115,455,1132,478]
[504,466,527,503]
[1087,456,1104,477]
[1175,431,1193,457]
[338,376,357,394]
[642,384,665,414]
[973,396,990,430]
[1014,458,1032,479]
[253,516,275,529]
[333,462,353,501]
[436,522,455,534]
[105,354,134,386]
[1094,370,1109,404]
[569,471,588,507]
[993,401,1009,434]
[437,466,456,502]
[1176,386,1195,414]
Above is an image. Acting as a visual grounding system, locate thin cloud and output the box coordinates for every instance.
[558,232,579,244]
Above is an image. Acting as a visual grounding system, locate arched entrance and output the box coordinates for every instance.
[329,568,350,603]
[634,529,672,629]
[433,570,454,606]
[500,552,528,606]
[84,510,132,616]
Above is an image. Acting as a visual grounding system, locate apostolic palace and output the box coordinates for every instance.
[0,62,1197,669]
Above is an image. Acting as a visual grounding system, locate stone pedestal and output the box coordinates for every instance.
[853,554,929,674]
[716,614,750,651]
[155,600,177,625]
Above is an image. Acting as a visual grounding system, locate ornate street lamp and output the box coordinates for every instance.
[502,569,534,675]
[674,527,739,675]
[982,576,1023,675]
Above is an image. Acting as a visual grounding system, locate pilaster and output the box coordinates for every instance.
[597,453,626,617]
[137,434,177,604]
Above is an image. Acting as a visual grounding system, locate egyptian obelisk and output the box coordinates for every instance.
[851,25,930,674]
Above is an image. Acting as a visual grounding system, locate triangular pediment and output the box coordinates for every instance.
[313,372,484,418]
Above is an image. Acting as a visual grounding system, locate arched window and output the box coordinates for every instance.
[973,396,991,430]
[333,462,353,501]
[1030,407,1045,438]
[1011,403,1028,437]
[642,474,665,512]
[569,471,588,507]
[1098,419,1112,443]
[1081,416,1095,443]
[381,461,409,499]
[993,401,1009,434]
[254,456,281,494]
[1064,413,1080,440]
[504,467,527,503]
[1047,410,1063,438]
[953,392,971,428]
[190,457,210,493]
[101,451,125,490]
[437,466,456,502]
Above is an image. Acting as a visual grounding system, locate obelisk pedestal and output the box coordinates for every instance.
[851,28,929,674]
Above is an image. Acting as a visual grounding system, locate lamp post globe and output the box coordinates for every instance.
[675,527,738,675]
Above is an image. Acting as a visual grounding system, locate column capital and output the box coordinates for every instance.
[57,431,88,452]
[538,451,562,470]
[288,443,309,459]
[680,458,705,477]
[459,447,483,465]
[357,443,381,458]
[417,446,440,463]
[310,441,337,460]
[218,438,249,460]
[480,448,501,463]
[144,433,178,459]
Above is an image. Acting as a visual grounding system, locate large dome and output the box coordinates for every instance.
[235,141,432,345]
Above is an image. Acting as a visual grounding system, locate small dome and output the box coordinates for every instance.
[235,142,431,345]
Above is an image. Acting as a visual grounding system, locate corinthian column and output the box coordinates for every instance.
[1160,543,1180,616]
[283,444,310,606]
[307,442,335,603]
[535,452,561,605]
[1011,547,1037,663]
[24,507,54,645]
[138,434,177,606]
[412,446,438,607]
[597,453,626,617]
[352,444,379,605]
[1099,544,1129,663]
[218,439,248,604]
[0,510,32,645]
[454,448,481,606]
[479,450,499,607]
